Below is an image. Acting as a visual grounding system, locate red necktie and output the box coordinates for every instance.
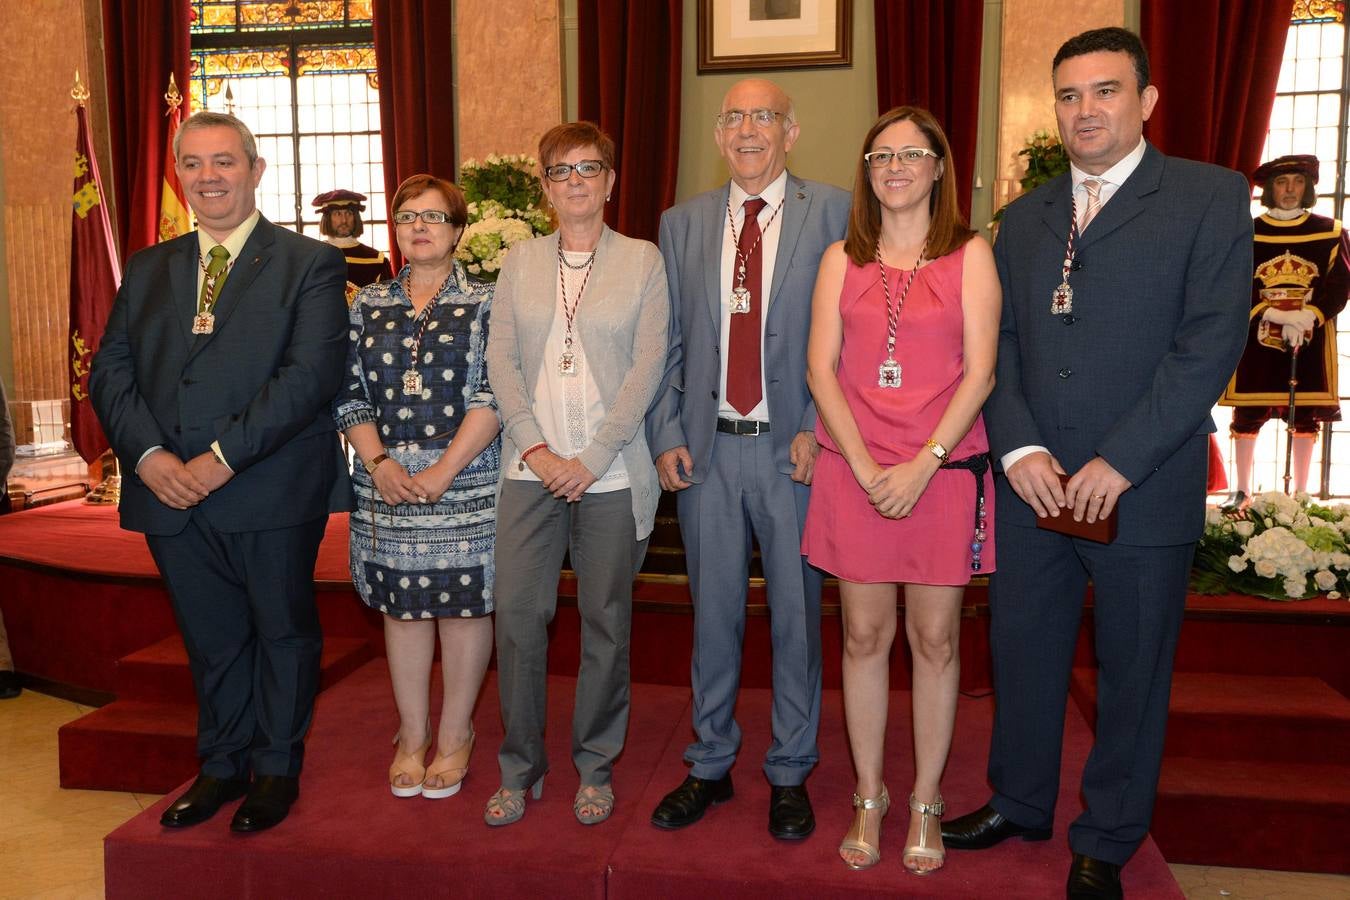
[727,197,766,416]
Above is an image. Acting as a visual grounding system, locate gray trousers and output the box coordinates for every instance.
[677,431,823,785]
[493,480,648,789]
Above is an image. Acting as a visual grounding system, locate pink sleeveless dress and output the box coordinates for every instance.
[801,242,995,585]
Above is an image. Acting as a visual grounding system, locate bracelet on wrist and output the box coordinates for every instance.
[520,442,548,462]
[924,439,950,464]
[363,452,390,475]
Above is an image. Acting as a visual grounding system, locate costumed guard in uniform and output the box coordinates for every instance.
[313,189,391,302]
[1220,154,1347,500]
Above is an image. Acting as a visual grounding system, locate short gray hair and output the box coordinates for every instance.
[174,111,260,167]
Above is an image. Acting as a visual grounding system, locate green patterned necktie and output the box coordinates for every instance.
[194,245,231,334]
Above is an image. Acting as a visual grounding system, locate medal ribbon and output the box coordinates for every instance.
[197,246,232,318]
[877,238,927,359]
[558,243,597,357]
[402,270,455,380]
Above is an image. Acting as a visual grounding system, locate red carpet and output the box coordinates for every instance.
[104,660,1181,899]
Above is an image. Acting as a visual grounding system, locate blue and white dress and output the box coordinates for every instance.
[335,262,499,619]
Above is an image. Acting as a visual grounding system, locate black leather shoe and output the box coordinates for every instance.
[1066,852,1123,899]
[159,774,249,828]
[650,774,734,829]
[0,671,20,699]
[941,803,1051,849]
[768,784,815,840]
[229,775,299,833]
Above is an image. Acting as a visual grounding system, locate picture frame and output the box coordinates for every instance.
[697,0,853,73]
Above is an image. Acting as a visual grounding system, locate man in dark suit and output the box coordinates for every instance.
[646,78,850,839]
[91,111,349,833]
[940,28,1252,899]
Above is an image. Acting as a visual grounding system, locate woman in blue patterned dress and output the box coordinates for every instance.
[335,174,500,799]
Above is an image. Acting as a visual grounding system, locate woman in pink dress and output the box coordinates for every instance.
[803,106,1000,875]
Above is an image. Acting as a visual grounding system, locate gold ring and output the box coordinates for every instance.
[1092,494,1105,500]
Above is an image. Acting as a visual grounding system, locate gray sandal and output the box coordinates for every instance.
[573,784,614,825]
[483,776,543,827]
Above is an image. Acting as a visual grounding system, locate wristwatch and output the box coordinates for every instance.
[924,439,950,464]
[363,452,389,475]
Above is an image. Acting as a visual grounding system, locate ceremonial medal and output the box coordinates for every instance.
[878,359,902,388]
[730,286,752,314]
[401,369,423,395]
[192,311,215,335]
[558,350,577,376]
[875,238,926,391]
[1051,282,1074,315]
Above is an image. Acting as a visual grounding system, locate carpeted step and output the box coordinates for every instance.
[59,636,377,792]
[116,635,374,705]
[1152,756,1350,874]
[1070,669,1350,764]
[59,699,198,793]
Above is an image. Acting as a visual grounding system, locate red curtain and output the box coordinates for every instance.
[373,1,458,271]
[1141,0,1294,176]
[874,0,985,219]
[101,0,192,261]
[577,0,682,243]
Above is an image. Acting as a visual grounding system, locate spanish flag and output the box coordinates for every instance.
[69,89,122,463]
[158,76,191,242]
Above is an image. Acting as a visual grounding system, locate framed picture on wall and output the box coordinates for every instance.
[697,0,853,73]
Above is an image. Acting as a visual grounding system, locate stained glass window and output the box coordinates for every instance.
[1223,6,1350,498]
[189,0,387,252]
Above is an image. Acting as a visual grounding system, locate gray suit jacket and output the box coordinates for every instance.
[91,217,352,536]
[485,226,669,540]
[984,143,1252,544]
[647,173,851,477]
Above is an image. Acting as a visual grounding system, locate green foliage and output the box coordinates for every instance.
[991,130,1071,224]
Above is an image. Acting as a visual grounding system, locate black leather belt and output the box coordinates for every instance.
[716,417,770,436]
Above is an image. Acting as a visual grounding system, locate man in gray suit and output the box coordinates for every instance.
[940,29,1251,899]
[646,78,850,839]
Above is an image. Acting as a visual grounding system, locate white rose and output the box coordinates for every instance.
[1227,555,1247,573]
[1276,512,1294,526]
[1205,507,1223,527]
[1254,560,1278,578]
[1283,577,1307,598]
[1234,520,1255,537]
[1314,570,1338,591]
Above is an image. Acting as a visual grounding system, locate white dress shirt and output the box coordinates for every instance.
[1001,139,1147,474]
[718,170,788,423]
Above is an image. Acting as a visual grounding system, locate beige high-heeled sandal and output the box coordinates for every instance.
[423,729,474,800]
[839,786,890,870]
[574,784,615,825]
[388,729,432,798]
[483,775,545,826]
[903,792,946,875]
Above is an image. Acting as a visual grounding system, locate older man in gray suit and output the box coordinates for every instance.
[940,28,1251,899]
[646,78,850,839]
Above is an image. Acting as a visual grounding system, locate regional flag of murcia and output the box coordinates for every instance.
[69,100,122,463]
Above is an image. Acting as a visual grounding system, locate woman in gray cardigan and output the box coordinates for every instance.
[483,122,669,827]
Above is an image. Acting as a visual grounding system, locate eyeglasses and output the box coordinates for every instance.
[392,209,453,225]
[864,148,940,168]
[544,160,607,182]
[715,108,788,130]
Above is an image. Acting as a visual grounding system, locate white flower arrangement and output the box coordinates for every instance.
[1193,492,1350,601]
[455,154,554,282]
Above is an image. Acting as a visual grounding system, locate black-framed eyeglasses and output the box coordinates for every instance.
[544,160,607,182]
[864,148,940,169]
[716,108,788,129]
[392,209,453,225]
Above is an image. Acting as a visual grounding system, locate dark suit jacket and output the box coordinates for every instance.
[646,173,851,477]
[984,144,1252,545]
[91,216,352,536]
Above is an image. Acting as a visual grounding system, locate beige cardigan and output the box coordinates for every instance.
[485,226,669,540]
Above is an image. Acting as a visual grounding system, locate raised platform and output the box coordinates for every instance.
[104,661,1181,899]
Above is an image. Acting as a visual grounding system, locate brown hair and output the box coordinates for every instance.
[1260,178,1317,210]
[537,121,616,171]
[390,174,468,227]
[843,106,974,267]
[319,206,364,238]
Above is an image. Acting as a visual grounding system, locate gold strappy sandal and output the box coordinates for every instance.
[839,786,890,870]
[903,792,946,875]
